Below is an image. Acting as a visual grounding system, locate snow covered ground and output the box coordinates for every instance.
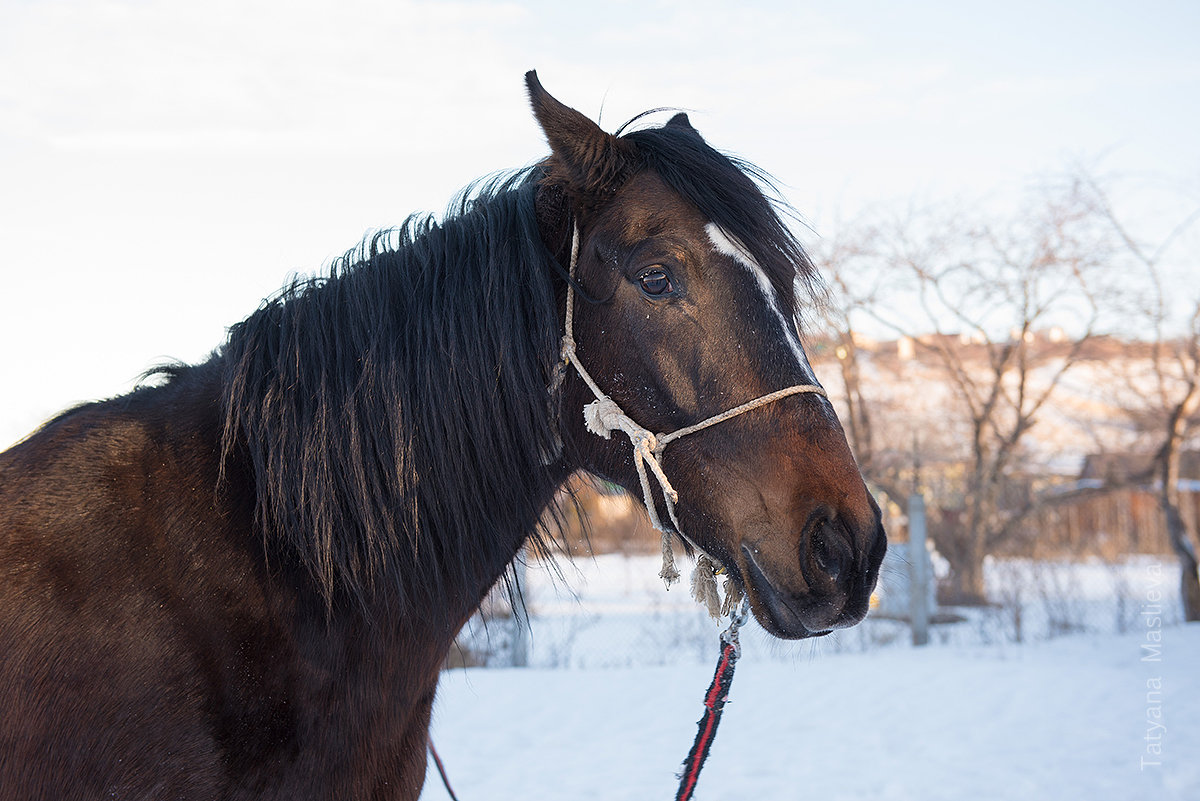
[428,555,1197,799]
[429,627,1197,800]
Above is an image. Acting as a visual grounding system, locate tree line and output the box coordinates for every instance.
[809,170,1200,618]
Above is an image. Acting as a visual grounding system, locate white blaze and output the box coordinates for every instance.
[704,222,821,387]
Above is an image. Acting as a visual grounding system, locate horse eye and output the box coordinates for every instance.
[639,269,674,297]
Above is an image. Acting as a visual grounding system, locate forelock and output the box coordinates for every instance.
[619,123,820,318]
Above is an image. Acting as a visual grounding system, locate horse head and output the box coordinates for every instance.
[527,72,886,639]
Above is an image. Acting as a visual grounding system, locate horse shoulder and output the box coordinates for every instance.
[0,387,304,798]
[0,379,443,799]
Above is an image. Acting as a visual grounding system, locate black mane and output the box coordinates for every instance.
[220,171,564,616]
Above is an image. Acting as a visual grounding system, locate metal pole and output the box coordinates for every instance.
[510,554,530,667]
[908,492,930,646]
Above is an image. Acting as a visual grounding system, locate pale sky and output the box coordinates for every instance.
[2,0,1198,449]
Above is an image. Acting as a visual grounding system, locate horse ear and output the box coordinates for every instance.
[525,70,636,201]
[665,112,698,133]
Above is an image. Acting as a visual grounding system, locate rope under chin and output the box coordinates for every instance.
[555,225,828,618]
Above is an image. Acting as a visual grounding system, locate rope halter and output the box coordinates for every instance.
[556,226,828,618]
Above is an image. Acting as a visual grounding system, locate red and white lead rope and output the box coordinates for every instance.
[675,599,750,801]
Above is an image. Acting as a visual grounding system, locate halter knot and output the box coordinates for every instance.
[583,397,637,441]
[560,333,577,364]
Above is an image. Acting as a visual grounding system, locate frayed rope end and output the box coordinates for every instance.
[720,574,743,618]
[691,555,723,619]
[659,531,681,587]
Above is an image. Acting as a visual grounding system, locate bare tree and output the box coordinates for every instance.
[811,224,883,481]
[1086,176,1200,620]
[817,184,1119,603]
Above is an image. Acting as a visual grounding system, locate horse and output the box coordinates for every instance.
[0,72,886,800]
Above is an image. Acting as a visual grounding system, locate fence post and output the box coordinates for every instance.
[908,492,930,646]
[510,555,530,667]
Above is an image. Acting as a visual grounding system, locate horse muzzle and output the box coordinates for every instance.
[737,512,887,639]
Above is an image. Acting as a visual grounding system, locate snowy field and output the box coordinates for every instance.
[457,553,1186,668]
[428,554,1197,799]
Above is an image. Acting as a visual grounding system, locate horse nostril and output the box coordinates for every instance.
[807,520,851,584]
